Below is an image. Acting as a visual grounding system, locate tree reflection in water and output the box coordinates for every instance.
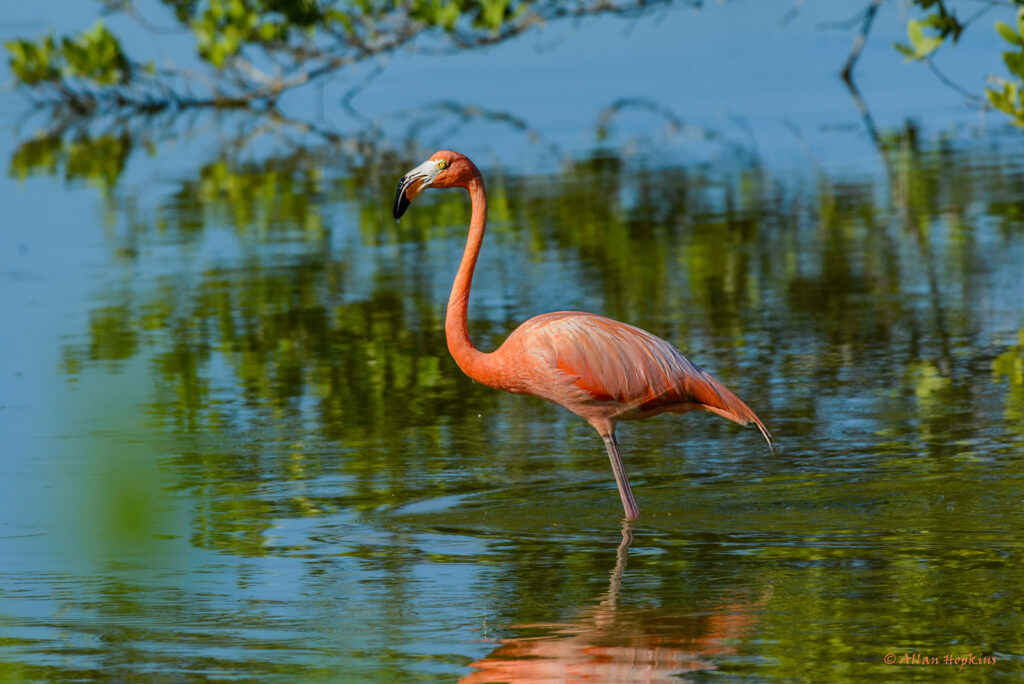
[4,95,1024,680]
[17,99,1024,543]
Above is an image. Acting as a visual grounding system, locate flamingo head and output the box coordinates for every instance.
[393,150,480,219]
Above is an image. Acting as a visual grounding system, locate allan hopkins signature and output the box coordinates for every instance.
[883,652,997,671]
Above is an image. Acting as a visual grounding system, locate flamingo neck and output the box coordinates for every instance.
[445,177,489,381]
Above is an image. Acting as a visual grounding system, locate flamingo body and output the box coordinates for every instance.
[394,150,770,520]
[482,311,767,438]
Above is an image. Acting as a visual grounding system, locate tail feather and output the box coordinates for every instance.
[701,404,774,454]
[691,371,774,455]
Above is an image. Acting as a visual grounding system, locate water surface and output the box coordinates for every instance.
[2,6,1024,681]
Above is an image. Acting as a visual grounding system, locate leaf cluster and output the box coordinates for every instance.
[408,0,520,32]
[6,22,131,89]
[891,0,1024,126]
[9,132,132,190]
[893,0,963,61]
[4,0,675,115]
[987,8,1024,126]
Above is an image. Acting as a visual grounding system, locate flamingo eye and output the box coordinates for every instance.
[434,160,448,171]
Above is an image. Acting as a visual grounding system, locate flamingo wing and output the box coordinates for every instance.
[510,312,770,442]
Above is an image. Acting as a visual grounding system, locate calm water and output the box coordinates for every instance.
[3,4,1024,682]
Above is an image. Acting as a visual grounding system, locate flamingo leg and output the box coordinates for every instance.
[602,434,640,521]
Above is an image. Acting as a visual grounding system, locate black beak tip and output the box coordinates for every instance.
[393,191,411,220]
[393,176,412,220]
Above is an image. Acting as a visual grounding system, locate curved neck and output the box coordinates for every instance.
[445,177,489,380]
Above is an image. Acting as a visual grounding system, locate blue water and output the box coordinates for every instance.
[2,1,1024,681]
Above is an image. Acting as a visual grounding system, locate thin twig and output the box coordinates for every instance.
[781,0,806,27]
[926,59,988,107]
[99,0,188,35]
[817,6,870,32]
[841,0,884,83]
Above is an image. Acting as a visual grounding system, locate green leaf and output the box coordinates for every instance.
[893,42,917,61]
[995,21,1022,46]
[258,22,277,41]
[326,10,355,36]
[1004,50,1024,79]
[922,10,963,41]
[985,87,1008,113]
[917,35,943,56]
[907,18,943,58]
[908,17,925,47]
[480,0,510,31]
[207,42,226,68]
[5,39,26,62]
[438,3,460,31]
[52,21,128,85]
[6,35,62,85]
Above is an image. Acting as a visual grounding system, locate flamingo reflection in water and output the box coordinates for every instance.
[394,151,771,520]
[460,524,768,682]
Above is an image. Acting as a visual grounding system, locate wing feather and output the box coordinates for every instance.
[518,312,770,444]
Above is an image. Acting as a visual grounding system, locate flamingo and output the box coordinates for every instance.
[393,151,771,520]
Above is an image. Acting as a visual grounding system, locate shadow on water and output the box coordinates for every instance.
[4,97,1024,680]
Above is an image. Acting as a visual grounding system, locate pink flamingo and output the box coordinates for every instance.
[394,151,771,520]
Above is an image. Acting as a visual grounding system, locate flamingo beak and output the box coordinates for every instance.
[393,160,438,220]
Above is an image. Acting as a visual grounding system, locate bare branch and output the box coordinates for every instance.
[926,58,988,107]
[98,0,189,35]
[841,0,884,83]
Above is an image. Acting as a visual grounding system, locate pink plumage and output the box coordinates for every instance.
[394,150,771,520]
